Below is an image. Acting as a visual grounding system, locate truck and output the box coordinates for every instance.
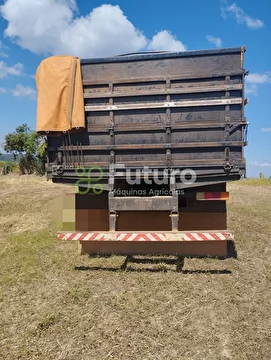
[38,46,248,265]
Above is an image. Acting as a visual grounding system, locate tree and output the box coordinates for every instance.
[4,124,46,174]
[4,124,37,157]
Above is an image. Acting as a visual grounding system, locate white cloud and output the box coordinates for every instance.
[261,128,271,133]
[245,72,271,96]
[245,83,258,96]
[221,3,264,29]
[0,1,185,57]
[246,72,271,84]
[206,35,222,48]
[148,30,186,52]
[12,84,36,99]
[0,84,36,99]
[0,61,23,78]
[0,41,8,57]
[251,162,271,168]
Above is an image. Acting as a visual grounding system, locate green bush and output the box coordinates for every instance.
[0,161,18,175]
[18,155,44,176]
[4,124,46,176]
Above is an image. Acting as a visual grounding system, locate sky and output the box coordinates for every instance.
[0,0,270,177]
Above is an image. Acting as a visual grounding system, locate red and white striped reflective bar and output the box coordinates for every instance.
[57,231,234,241]
[196,192,229,200]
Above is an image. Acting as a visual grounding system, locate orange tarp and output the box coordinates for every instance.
[35,55,85,135]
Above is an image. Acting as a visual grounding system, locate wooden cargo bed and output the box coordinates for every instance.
[47,47,248,188]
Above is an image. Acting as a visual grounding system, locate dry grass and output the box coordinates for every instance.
[0,175,270,360]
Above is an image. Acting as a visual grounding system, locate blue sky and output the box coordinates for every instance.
[0,0,270,176]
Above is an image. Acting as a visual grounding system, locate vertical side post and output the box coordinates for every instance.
[108,171,117,231]
[170,173,179,231]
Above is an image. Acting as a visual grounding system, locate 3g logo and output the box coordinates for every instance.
[75,166,104,195]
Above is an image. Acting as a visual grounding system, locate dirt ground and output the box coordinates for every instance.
[0,175,270,360]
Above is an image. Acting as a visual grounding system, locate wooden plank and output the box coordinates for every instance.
[53,141,243,152]
[92,78,242,95]
[86,121,246,133]
[69,160,224,167]
[85,108,243,125]
[82,71,244,86]
[84,84,243,98]
[85,98,243,112]
[81,54,242,83]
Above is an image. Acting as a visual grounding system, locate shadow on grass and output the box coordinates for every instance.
[74,255,232,274]
[227,240,238,259]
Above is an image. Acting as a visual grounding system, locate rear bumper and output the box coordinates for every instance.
[57,231,234,257]
[57,231,234,242]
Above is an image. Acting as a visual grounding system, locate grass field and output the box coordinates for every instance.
[0,175,270,360]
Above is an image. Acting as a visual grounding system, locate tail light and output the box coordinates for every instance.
[196,192,229,201]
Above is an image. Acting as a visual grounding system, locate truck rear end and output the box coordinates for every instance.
[42,47,248,259]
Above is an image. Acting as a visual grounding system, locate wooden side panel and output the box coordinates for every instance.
[81,53,242,81]
[47,48,247,185]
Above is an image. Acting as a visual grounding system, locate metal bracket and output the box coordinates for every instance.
[224,162,233,173]
[170,212,179,231]
[169,175,179,230]
[109,150,115,165]
[52,165,64,176]
[166,149,172,168]
[166,108,171,126]
[108,110,115,131]
[165,104,172,168]
[225,122,241,141]
[57,151,63,165]
[109,211,117,231]
[109,152,115,191]
[225,114,231,123]
[228,124,240,134]
[108,106,115,187]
